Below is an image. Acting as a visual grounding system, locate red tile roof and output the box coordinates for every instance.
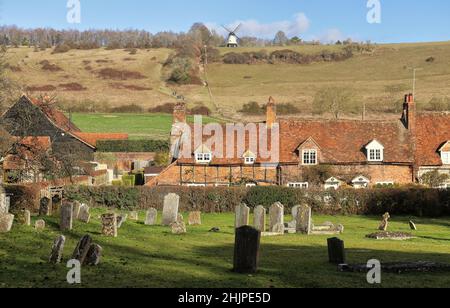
[29,97,81,132]
[71,132,129,147]
[415,113,450,166]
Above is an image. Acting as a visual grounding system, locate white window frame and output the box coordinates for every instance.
[186,183,206,187]
[244,156,256,165]
[366,140,384,162]
[376,181,395,187]
[246,183,257,187]
[442,152,450,165]
[302,149,318,166]
[287,182,309,189]
[195,152,212,164]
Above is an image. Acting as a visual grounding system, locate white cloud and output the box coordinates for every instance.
[309,28,360,44]
[207,12,310,39]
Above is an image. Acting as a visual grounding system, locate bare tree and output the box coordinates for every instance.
[312,87,358,119]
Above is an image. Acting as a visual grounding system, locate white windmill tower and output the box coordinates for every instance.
[222,24,242,48]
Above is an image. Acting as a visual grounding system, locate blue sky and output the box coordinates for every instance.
[0,0,449,43]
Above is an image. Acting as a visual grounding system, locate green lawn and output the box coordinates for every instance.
[0,210,449,288]
[70,113,222,140]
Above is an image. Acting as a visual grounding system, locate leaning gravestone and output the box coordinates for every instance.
[0,214,14,233]
[72,201,81,219]
[162,193,180,226]
[49,235,66,264]
[145,208,158,226]
[116,215,127,228]
[78,204,91,223]
[253,205,266,232]
[39,197,52,216]
[71,235,93,264]
[379,212,391,231]
[188,211,202,226]
[235,204,250,229]
[296,204,312,235]
[409,221,417,231]
[85,244,103,266]
[233,226,261,274]
[101,213,117,237]
[17,210,31,226]
[60,202,73,231]
[35,219,46,231]
[327,237,346,265]
[269,202,284,234]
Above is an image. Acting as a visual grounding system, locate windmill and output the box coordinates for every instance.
[222,24,242,48]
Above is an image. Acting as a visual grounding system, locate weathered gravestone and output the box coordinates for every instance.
[17,210,31,226]
[101,213,117,237]
[269,202,284,234]
[116,214,127,228]
[129,211,139,221]
[171,221,187,235]
[0,187,8,214]
[409,221,417,231]
[188,211,202,226]
[52,195,62,216]
[71,235,92,264]
[327,237,346,265]
[296,204,312,234]
[49,235,66,264]
[35,219,46,231]
[39,197,52,216]
[286,205,299,229]
[72,201,81,219]
[253,205,266,232]
[0,214,14,233]
[162,193,180,226]
[233,226,261,274]
[145,208,158,226]
[78,204,91,223]
[84,244,103,266]
[60,202,73,231]
[379,212,391,231]
[235,203,250,229]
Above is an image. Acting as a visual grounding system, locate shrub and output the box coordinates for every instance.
[149,103,176,114]
[96,139,170,153]
[276,103,301,115]
[239,101,264,115]
[97,68,146,80]
[52,44,72,54]
[109,104,144,113]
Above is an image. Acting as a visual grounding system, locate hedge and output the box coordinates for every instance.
[64,186,450,217]
[96,140,169,153]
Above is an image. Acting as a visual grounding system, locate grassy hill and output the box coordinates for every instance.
[5,41,450,120]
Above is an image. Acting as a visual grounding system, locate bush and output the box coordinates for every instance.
[96,139,170,153]
[239,101,264,115]
[110,104,144,113]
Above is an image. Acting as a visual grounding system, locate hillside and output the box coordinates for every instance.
[5,41,450,119]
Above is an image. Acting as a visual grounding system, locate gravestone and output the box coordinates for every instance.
[49,235,66,264]
[39,197,52,216]
[72,201,81,219]
[35,219,46,231]
[327,237,346,265]
[60,202,73,231]
[409,221,417,231]
[129,211,139,221]
[52,195,62,216]
[269,202,284,234]
[253,205,266,232]
[85,244,103,266]
[117,215,127,228]
[0,187,7,214]
[233,226,261,274]
[162,193,180,226]
[286,205,299,229]
[188,211,202,226]
[379,212,391,231]
[78,204,91,223]
[171,221,187,235]
[17,210,31,226]
[71,235,92,264]
[145,208,158,225]
[235,203,250,229]
[0,214,14,233]
[101,213,117,237]
[296,204,312,234]
[4,196,10,214]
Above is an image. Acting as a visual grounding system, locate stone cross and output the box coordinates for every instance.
[78,204,91,223]
[379,212,391,231]
[233,226,261,274]
[101,213,118,237]
[253,205,266,232]
[71,235,93,265]
[145,208,158,225]
[269,202,284,234]
[0,214,14,233]
[60,202,74,231]
[162,193,180,226]
[49,235,66,264]
[235,203,250,229]
[296,204,312,234]
[327,237,346,265]
[188,211,202,226]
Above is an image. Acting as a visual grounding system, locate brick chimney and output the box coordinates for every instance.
[402,93,416,131]
[266,97,277,128]
[173,102,187,124]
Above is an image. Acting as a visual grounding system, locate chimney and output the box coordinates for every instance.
[266,96,277,128]
[402,93,416,131]
[173,102,187,124]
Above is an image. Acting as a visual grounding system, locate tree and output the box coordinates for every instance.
[189,23,212,46]
[154,152,170,167]
[0,46,17,113]
[290,36,302,45]
[312,87,358,119]
[273,31,289,46]
[420,170,449,188]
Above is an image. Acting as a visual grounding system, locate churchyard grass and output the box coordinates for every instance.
[0,209,449,288]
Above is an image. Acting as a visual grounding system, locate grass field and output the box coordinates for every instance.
[70,113,222,140]
[0,209,449,288]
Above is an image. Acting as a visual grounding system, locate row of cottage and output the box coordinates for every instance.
[148,94,450,189]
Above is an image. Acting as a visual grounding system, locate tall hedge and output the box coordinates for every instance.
[96,140,169,153]
[64,186,450,217]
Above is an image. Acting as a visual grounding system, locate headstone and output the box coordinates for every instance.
[35,219,46,231]
[253,205,266,232]
[60,202,73,231]
[71,235,92,264]
[379,212,391,231]
[72,201,81,219]
[52,195,62,215]
[171,221,187,235]
[101,213,117,237]
[5,196,10,214]
[162,193,180,226]
[337,224,345,234]
[17,210,31,226]
[129,211,139,221]
[84,244,103,266]
[0,214,14,233]
[78,204,91,223]
[286,205,299,228]
[296,204,312,234]
[0,188,8,214]
[116,215,127,228]
[188,211,202,226]
[145,208,158,226]
[327,237,346,265]
[39,197,52,216]
[233,226,261,274]
[49,235,65,264]
[269,202,284,233]
[177,213,184,223]
[409,221,417,231]
[235,203,250,229]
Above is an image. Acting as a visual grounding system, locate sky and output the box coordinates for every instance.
[0,0,449,43]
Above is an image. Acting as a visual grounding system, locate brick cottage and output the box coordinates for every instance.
[148,94,450,189]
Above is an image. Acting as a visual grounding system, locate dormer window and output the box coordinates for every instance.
[439,142,450,165]
[243,151,257,165]
[194,145,212,164]
[302,149,318,165]
[366,140,384,162]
